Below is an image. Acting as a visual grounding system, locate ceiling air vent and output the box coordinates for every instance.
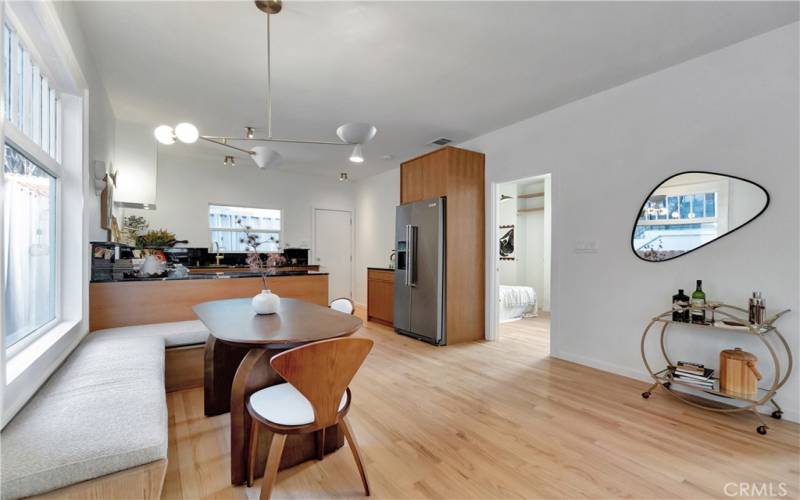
[430,137,452,146]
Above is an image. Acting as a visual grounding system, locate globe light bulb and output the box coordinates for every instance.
[154,125,175,145]
[174,122,199,144]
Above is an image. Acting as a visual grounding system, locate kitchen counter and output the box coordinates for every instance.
[91,269,327,283]
[367,267,395,272]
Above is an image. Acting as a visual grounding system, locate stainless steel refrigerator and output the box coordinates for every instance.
[394,197,446,345]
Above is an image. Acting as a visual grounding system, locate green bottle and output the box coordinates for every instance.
[691,280,706,324]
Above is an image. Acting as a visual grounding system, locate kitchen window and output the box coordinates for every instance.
[208,204,281,252]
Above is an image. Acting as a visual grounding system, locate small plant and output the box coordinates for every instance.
[138,229,176,248]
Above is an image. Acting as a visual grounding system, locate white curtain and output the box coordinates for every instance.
[3,168,55,345]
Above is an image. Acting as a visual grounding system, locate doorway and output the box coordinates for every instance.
[489,174,551,352]
[313,208,353,302]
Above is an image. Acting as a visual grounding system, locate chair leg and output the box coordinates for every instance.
[339,416,370,496]
[247,420,260,487]
[259,433,287,500]
[315,428,326,460]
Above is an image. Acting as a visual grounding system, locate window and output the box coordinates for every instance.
[3,22,61,161]
[639,191,717,223]
[3,143,57,347]
[208,204,281,252]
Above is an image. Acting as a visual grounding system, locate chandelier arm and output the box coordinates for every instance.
[199,136,255,155]
[202,135,350,146]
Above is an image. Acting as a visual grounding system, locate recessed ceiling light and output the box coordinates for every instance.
[339,172,349,182]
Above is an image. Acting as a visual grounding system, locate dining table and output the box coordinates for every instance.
[194,297,363,485]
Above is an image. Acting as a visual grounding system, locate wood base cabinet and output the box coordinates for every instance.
[401,146,485,344]
[367,268,394,326]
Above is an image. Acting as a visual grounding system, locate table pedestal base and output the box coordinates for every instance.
[204,337,345,485]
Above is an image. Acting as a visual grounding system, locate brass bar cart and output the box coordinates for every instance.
[640,304,792,435]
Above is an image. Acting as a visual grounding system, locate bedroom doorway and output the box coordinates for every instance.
[490,174,551,350]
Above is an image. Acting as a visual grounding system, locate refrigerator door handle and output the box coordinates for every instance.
[405,224,412,287]
[408,225,418,287]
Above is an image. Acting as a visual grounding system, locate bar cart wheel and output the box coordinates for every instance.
[641,391,651,399]
[771,410,782,420]
[757,425,768,435]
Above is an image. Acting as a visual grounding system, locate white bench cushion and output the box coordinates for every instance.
[0,332,168,499]
[93,319,209,347]
[249,383,348,426]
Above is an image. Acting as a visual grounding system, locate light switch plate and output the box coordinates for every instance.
[574,240,598,253]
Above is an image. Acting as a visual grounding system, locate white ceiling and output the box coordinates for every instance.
[74,1,798,179]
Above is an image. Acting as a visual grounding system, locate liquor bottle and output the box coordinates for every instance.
[672,289,690,322]
[691,280,706,324]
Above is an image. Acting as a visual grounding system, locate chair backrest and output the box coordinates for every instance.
[270,337,373,428]
[329,297,355,315]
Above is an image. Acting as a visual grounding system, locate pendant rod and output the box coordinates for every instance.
[266,13,272,139]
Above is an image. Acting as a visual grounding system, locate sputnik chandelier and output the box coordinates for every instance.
[153,0,377,169]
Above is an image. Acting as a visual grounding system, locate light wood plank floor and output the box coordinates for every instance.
[163,311,799,499]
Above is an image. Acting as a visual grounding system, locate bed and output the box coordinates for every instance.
[498,285,537,323]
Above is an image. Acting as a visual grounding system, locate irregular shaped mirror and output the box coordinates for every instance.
[632,172,768,262]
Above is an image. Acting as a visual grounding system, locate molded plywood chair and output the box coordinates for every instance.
[330,297,355,315]
[246,338,374,499]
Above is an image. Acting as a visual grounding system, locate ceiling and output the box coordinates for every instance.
[74,1,798,179]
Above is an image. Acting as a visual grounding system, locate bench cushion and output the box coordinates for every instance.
[0,332,168,499]
[92,319,210,347]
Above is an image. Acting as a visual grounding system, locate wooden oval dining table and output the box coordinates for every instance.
[193,297,363,485]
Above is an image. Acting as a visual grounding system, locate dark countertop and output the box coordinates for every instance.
[368,267,395,272]
[91,270,328,283]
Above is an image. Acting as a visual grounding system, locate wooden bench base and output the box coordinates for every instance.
[165,345,205,392]
[33,459,167,499]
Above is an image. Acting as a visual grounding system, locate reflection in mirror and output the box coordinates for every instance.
[632,172,768,262]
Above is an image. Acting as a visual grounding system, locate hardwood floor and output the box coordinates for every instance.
[163,311,799,499]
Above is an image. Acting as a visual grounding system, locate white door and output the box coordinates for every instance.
[313,209,353,301]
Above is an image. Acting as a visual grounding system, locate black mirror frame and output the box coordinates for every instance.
[631,170,770,263]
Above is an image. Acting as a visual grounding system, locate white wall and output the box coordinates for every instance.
[462,24,799,420]
[353,168,400,306]
[122,151,356,251]
[114,120,157,206]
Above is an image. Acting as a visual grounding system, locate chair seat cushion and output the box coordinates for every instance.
[249,383,347,426]
[93,319,209,347]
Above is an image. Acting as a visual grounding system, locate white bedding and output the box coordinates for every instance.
[498,285,537,322]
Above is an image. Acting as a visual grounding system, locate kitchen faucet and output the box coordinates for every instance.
[213,241,224,266]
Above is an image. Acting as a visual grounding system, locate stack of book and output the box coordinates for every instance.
[672,361,714,389]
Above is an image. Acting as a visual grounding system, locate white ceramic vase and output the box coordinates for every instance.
[252,289,280,315]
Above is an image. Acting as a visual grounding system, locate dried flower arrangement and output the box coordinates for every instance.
[238,218,270,290]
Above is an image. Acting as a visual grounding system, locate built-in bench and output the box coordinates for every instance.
[0,320,209,499]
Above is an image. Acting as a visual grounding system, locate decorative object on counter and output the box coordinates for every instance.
[749,292,766,326]
[121,215,149,247]
[690,280,706,324]
[671,289,690,322]
[632,172,769,262]
[140,254,166,276]
[239,218,281,314]
[719,348,762,397]
[641,302,791,434]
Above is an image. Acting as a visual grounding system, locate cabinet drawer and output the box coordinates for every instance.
[368,269,395,283]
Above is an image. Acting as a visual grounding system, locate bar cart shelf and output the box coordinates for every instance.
[640,304,792,435]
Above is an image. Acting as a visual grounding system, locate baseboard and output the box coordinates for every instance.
[550,349,799,423]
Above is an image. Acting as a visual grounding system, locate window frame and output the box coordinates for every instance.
[2,7,65,357]
[208,203,282,253]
